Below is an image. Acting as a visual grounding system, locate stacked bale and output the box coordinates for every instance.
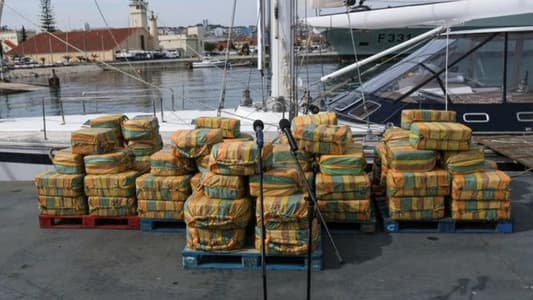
[35,171,87,216]
[122,116,162,173]
[89,114,128,147]
[136,148,194,219]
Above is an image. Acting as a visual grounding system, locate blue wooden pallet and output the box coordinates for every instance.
[140,218,186,233]
[182,240,323,271]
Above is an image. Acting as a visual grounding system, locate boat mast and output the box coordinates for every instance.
[0,0,5,81]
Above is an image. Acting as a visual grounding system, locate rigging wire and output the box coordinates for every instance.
[217,0,238,116]
[445,26,450,111]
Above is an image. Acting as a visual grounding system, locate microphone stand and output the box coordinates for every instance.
[255,125,268,300]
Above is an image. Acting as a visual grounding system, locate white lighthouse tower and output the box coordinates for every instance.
[129,0,148,30]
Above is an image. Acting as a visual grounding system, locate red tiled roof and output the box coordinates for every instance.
[7,28,143,55]
[3,40,17,50]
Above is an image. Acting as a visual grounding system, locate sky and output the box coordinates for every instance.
[2,0,259,31]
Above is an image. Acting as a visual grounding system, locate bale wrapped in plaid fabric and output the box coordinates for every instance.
[250,168,302,197]
[272,144,312,172]
[133,155,151,173]
[451,200,511,221]
[195,116,241,138]
[451,170,511,201]
[71,128,117,155]
[386,169,451,197]
[84,170,140,197]
[388,196,445,220]
[292,124,352,155]
[90,114,128,145]
[319,144,366,175]
[187,227,247,251]
[485,160,498,170]
[442,145,486,174]
[127,134,163,157]
[136,173,192,201]
[88,197,137,216]
[38,195,88,215]
[386,140,437,172]
[122,115,159,140]
[409,122,472,151]
[84,149,132,175]
[315,173,371,200]
[184,193,251,229]
[291,112,337,128]
[52,148,85,174]
[317,199,372,222]
[195,155,210,174]
[209,141,273,176]
[223,133,254,143]
[190,173,202,191]
[382,127,410,142]
[35,171,84,197]
[171,128,223,159]
[150,149,195,176]
[254,221,320,255]
[401,109,457,130]
[199,172,247,199]
[258,194,308,230]
[137,200,185,219]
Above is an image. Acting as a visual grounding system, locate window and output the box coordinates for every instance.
[463,113,490,123]
[348,100,381,119]
[517,112,533,122]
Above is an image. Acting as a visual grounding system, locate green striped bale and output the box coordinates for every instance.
[136,173,192,201]
[71,128,117,155]
[195,116,241,138]
[184,193,251,230]
[35,171,84,197]
[84,149,132,175]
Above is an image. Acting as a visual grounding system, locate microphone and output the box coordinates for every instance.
[253,119,264,147]
[279,118,298,152]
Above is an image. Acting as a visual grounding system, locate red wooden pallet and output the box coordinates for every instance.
[39,215,140,230]
[39,215,85,229]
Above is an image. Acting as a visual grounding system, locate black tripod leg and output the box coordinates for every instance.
[306,195,314,300]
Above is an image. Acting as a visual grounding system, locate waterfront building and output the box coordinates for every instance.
[157,26,204,57]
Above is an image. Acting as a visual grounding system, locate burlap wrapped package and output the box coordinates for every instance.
[71,128,116,155]
[150,149,195,176]
[38,195,88,216]
[52,148,85,174]
[250,168,302,197]
[317,199,372,222]
[190,172,202,191]
[88,196,137,216]
[137,200,185,219]
[195,116,241,138]
[382,127,410,142]
[199,172,247,199]
[386,169,450,197]
[136,173,192,201]
[292,124,352,155]
[122,115,159,140]
[84,170,140,197]
[451,200,511,221]
[259,194,308,230]
[35,171,84,197]
[133,155,151,173]
[291,112,337,128]
[84,149,132,175]
[184,193,251,229]
[319,146,366,175]
[255,221,320,255]
[222,133,254,143]
[272,144,312,172]
[401,109,456,130]
[443,145,486,174]
[89,114,128,145]
[386,139,437,172]
[195,155,210,174]
[171,128,223,159]
[187,227,246,251]
[315,173,371,200]
[451,170,511,201]
[209,141,273,176]
[127,134,163,157]
[409,122,472,151]
[388,196,445,220]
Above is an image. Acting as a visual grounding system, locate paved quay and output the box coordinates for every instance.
[1,172,533,299]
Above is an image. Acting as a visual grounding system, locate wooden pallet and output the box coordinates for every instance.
[39,215,140,230]
[140,218,186,233]
[326,220,377,234]
[39,215,85,229]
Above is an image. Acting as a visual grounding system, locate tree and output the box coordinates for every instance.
[21,26,28,42]
[40,0,56,32]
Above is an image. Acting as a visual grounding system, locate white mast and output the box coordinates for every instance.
[0,0,5,81]
[270,0,292,112]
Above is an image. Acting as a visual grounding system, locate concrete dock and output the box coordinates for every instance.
[1,172,533,299]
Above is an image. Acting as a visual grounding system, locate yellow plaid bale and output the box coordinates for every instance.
[250,168,303,197]
[259,194,308,229]
[132,155,151,173]
[401,109,457,129]
[317,199,372,222]
[171,128,223,159]
[272,144,312,172]
[84,149,132,175]
[315,173,371,200]
[255,221,320,256]
[386,169,450,197]
[451,170,511,201]
[293,124,352,155]
[71,128,117,155]
[89,114,128,143]
[451,201,511,221]
[199,172,247,199]
[209,141,273,176]
[150,149,195,176]
[127,134,163,157]
[291,112,337,128]
[35,171,84,197]
[190,173,202,191]
[52,148,85,174]
[187,227,247,251]
[385,139,437,172]
[88,196,137,216]
[84,170,140,197]
[382,127,410,142]
[485,160,498,170]
[136,173,192,201]
[409,122,472,151]
[195,155,210,173]
[122,116,159,140]
[222,133,254,143]
[388,197,445,220]
[319,143,366,175]
[137,200,184,219]
[38,195,88,215]
[184,193,251,229]
[443,145,486,174]
[195,116,241,138]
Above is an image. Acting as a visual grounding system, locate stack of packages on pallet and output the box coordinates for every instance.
[78,121,140,216]
[122,116,163,173]
[135,147,195,219]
